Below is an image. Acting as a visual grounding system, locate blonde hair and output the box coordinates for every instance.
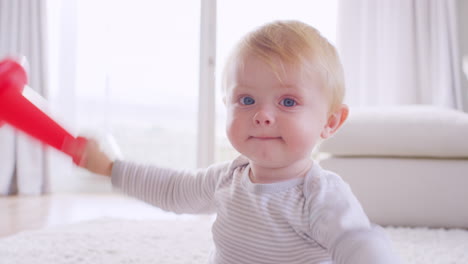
[222,20,345,113]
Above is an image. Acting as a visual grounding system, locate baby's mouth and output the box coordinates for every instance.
[248,136,282,140]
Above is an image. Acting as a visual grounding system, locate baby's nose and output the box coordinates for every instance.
[253,110,275,126]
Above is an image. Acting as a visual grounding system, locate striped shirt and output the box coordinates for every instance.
[111,156,401,264]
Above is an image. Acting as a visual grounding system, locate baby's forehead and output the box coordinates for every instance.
[230,55,323,86]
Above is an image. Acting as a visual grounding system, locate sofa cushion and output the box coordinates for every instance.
[319,156,468,228]
[319,105,468,158]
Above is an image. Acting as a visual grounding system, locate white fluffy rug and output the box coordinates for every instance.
[1,217,467,264]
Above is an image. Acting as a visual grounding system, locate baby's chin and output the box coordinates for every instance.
[250,151,314,166]
[245,154,293,168]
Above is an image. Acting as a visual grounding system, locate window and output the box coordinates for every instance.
[75,0,201,168]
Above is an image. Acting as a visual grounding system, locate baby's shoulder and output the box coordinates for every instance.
[230,155,250,171]
[208,155,249,187]
[302,164,352,202]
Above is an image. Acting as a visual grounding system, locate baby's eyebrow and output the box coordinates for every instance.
[279,85,299,91]
[276,85,307,95]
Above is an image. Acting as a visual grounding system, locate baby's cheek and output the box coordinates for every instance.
[287,126,320,153]
[225,118,241,144]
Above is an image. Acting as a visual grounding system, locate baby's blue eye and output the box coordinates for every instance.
[281,98,296,107]
[240,96,255,105]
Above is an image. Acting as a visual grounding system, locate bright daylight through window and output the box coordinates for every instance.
[75,0,200,168]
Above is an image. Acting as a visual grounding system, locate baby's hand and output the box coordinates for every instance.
[78,137,113,176]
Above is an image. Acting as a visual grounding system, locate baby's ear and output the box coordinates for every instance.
[321,104,349,139]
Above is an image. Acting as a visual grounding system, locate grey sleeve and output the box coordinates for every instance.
[331,225,403,264]
[308,175,403,264]
[110,160,231,214]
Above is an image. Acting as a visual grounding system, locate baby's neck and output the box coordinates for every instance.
[248,159,313,184]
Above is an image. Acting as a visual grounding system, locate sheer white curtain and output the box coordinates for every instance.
[0,0,50,195]
[337,0,464,110]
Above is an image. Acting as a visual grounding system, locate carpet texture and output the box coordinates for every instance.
[1,218,467,264]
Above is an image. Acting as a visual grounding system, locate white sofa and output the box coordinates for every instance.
[318,105,468,228]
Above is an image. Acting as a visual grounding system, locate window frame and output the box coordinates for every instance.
[197,0,217,168]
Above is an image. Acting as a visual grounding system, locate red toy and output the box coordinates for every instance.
[0,58,87,165]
